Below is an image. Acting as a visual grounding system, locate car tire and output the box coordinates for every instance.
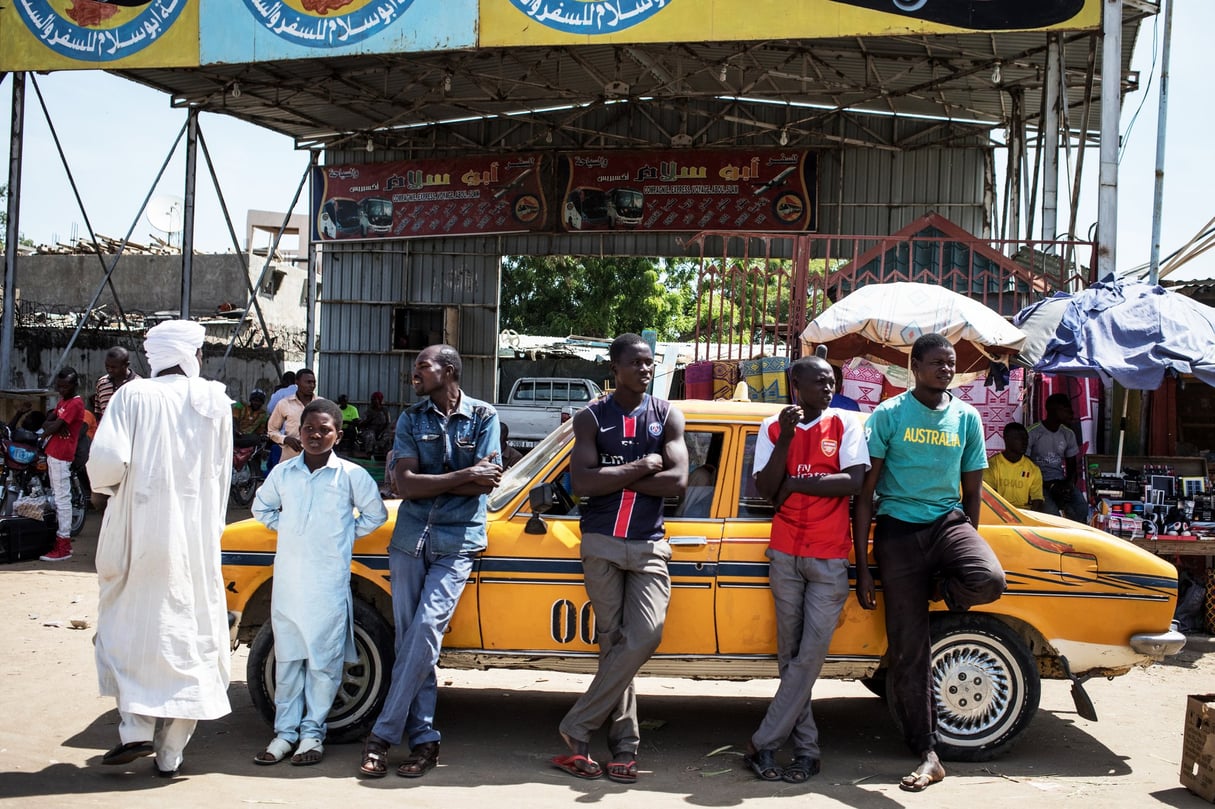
[247,599,395,744]
[860,671,888,700]
[884,614,1040,762]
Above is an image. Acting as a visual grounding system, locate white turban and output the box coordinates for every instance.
[145,319,205,378]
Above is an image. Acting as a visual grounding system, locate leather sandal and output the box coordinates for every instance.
[397,741,439,778]
[358,735,389,778]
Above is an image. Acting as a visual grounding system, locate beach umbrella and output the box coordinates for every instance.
[800,281,1026,375]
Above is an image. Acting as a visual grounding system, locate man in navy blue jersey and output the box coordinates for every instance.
[551,333,688,784]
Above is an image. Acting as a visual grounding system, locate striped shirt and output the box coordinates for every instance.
[579,394,671,541]
[95,368,140,420]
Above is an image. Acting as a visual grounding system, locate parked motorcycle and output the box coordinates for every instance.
[0,424,87,536]
[231,435,270,508]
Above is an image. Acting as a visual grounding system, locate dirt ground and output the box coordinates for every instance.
[1,508,1213,809]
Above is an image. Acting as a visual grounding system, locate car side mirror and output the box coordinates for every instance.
[525,483,557,534]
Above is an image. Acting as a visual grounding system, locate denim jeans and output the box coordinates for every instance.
[370,545,474,748]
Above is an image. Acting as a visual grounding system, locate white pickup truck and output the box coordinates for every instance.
[496,377,603,450]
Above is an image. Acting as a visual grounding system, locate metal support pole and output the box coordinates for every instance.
[1097,0,1123,280]
[1148,0,1174,285]
[1,73,24,390]
[1043,34,1061,247]
[181,108,199,317]
[305,151,318,369]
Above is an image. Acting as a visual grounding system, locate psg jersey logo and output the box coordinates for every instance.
[648,422,662,437]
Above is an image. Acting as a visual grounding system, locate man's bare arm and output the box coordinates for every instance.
[569,408,662,498]
[627,407,689,498]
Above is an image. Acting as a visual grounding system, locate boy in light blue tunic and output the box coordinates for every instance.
[251,398,388,766]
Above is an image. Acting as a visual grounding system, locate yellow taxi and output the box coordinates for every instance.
[221,401,1184,759]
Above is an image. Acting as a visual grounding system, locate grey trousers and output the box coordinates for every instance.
[751,552,849,758]
[559,532,671,756]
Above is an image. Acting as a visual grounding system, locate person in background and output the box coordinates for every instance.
[95,346,139,421]
[499,422,524,470]
[984,423,1044,511]
[336,394,360,452]
[251,398,388,767]
[828,364,861,411]
[358,345,501,780]
[1027,393,1088,522]
[552,333,688,784]
[267,370,317,465]
[233,389,270,447]
[88,320,233,778]
[265,372,298,473]
[746,355,869,784]
[39,368,86,562]
[853,333,1005,793]
[358,391,394,459]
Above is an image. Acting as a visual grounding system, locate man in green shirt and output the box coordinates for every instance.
[853,333,1006,793]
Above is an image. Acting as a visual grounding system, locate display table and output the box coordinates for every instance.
[1131,537,1215,557]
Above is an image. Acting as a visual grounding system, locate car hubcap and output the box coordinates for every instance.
[932,637,1017,742]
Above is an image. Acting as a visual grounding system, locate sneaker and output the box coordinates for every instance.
[40,537,72,562]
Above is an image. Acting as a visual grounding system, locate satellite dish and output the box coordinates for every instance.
[147,194,185,236]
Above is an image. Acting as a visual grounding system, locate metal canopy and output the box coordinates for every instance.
[108,10,1150,153]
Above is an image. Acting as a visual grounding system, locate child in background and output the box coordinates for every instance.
[251,398,388,766]
[40,368,85,562]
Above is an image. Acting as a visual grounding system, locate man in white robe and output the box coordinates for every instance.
[87,320,234,777]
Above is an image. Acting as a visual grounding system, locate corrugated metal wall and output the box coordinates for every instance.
[321,113,991,407]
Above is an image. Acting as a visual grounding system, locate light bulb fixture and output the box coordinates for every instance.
[779,128,789,146]
[545,129,553,144]
[443,73,452,92]
[365,137,374,153]
[991,62,1002,84]
[718,64,728,82]
[230,81,241,99]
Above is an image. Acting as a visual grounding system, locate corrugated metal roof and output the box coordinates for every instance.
[109,9,1148,152]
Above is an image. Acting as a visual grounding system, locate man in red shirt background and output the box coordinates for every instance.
[40,367,85,561]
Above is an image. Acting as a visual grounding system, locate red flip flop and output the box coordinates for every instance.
[551,753,603,780]
[606,758,638,784]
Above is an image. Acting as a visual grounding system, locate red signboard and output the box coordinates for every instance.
[557,149,817,233]
[311,154,548,241]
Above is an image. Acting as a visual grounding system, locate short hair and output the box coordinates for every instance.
[790,356,830,380]
[105,346,130,363]
[281,371,297,385]
[1045,393,1071,409]
[295,368,316,381]
[302,397,343,426]
[431,345,463,381]
[56,367,79,386]
[609,333,649,363]
[1003,422,1028,437]
[911,333,953,360]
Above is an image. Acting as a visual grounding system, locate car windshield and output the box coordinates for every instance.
[333,199,361,226]
[488,419,575,512]
[362,199,392,223]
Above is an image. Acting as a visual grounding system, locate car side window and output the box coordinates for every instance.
[670,429,723,519]
[738,429,775,519]
[514,381,533,402]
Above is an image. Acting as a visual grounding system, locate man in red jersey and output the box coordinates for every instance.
[745,355,869,784]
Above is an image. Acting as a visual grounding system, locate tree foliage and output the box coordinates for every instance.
[500,255,696,340]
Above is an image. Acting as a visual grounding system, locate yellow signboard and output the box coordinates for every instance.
[0,0,199,71]
[481,0,1101,46]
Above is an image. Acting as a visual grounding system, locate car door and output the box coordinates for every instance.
[476,426,726,655]
[715,424,886,660]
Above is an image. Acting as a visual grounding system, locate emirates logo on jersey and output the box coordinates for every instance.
[820,438,839,457]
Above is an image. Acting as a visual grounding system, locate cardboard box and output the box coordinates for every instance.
[1182,694,1215,802]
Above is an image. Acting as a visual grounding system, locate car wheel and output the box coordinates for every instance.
[917,614,1040,762]
[247,599,395,743]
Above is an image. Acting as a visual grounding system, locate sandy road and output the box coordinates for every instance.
[1,510,1212,808]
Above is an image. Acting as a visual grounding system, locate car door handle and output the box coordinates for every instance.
[669,536,708,547]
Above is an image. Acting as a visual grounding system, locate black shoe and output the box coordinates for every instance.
[154,763,181,778]
[101,741,154,766]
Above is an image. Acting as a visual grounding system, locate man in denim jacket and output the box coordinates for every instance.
[358,344,502,780]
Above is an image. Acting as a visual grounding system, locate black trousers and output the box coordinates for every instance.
[873,510,1006,755]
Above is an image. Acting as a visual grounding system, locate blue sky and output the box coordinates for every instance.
[1,2,1212,280]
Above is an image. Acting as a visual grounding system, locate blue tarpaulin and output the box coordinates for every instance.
[1013,280,1215,390]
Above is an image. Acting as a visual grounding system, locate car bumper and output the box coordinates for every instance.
[1130,628,1187,658]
